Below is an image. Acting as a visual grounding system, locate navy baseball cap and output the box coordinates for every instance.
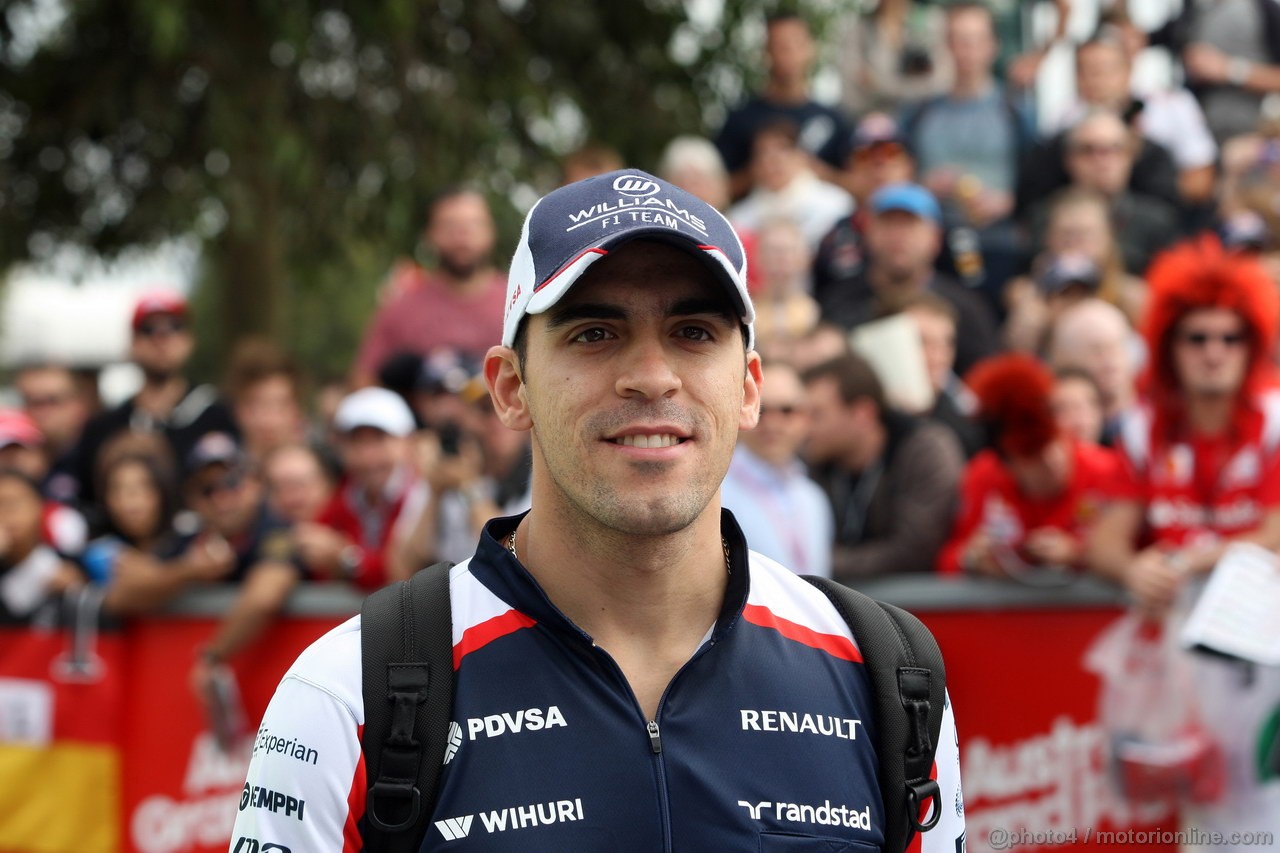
[870,183,941,224]
[502,169,755,349]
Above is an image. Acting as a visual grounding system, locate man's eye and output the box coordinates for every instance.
[573,327,612,344]
[678,326,714,342]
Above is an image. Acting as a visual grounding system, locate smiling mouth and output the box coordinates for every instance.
[609,434,688,449]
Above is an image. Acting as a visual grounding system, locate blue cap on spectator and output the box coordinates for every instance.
[870,183,941,224]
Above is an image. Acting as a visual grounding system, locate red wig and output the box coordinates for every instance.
[1142,234,1279,407]
[966,354,1058,457]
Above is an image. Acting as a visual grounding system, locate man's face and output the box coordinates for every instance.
[751,131,803,193]
[1054,313,1133,411]
[801,376,859,466]
[235,375,302,456]
[16,368,86,449]
[1171,308,1251,399]
[1046,201,1112,262]
[188,463,259,538]
[130,313,194,379]
[265,449,332,524]
[516,241,761,537]
[740,365,809,467]
[1051,376,1104,444]
[1076,42,1130,107]
[867,210,940,283]
[426,193,496,280]
[1065,116,1134,197]
[849,142,914,201]
[0,477,43,566]
[766,18,814,83]
[339,427,406,495]
[908,308,956,393]
[946,8,997,79]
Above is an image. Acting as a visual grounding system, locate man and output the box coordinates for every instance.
[223,339,308,464]
[1086,236,1280,842]
[231,170,964,850]
[1032,110,1181,275]
[1049,33,1217,205]
[819,183,999,376]
[262,443,334,526]
[13,362,91,505]
[71,290,237,506]
[902,294,983,458]
[727,119,853,251]
[721,361,834,577]
[1047,298,1138,446]
[295,387,426,589]
[353,188,507,385]
[803,352,963,578]
[714,12,852,200]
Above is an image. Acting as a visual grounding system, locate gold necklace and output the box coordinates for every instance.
[506,528,732,574]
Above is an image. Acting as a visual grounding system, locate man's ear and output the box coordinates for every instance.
[739,351,764,431]
[485,345,533,432]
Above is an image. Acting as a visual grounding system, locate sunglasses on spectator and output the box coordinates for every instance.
[853,141,906,163]
[1069,141,1127,157]
[1177,331,1248,347]
[25,392,75,409]
[197,470,245,499]
[137,318,188,338]
[759,404,805,417]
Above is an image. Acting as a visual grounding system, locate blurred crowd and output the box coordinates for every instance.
[3,1,1280,733]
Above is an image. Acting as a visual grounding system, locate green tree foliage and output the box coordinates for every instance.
[0,0,842,379]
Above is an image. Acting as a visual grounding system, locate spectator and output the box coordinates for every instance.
[1032,110,1181,276]
[902,294,984,458]
[1051,368,1107,446]
[299,388,425,589]
[836,0,952,116]
[224,338,307,465]
[0,469,83,621]
[262,443,334,526]
[750,218,822,363]
[71,290,238,508]
[802,353,963,577]
[714,12,852,200]
[1086,237,1280,842]
[174,433,304,719]
[82,440,190,587]
[399,348,481,432]
[727,119,854,252]
[1006,188,1148,353]
[819,183,1000,376]
[352,187,506,384]
[0,410,88,559]
[1154,0,1280,144]
[13,363,91,505]
[903,2,1032,233]
[812,113,917,305]
[560,142,625,185]
[1048,32,1218,205]
[938,354,1120,576]
[1047,298,1139,446]
[986,0,1074,90]
[721,361,834,577]
[788,321,852,374]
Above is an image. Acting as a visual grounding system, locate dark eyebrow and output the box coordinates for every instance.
[668,297,736,323]
[544,302,628,331]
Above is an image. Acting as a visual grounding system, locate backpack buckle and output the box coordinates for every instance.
[367,780,422,832]
[906,778,941,832]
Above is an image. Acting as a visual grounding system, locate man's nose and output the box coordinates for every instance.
[616,337,681,400]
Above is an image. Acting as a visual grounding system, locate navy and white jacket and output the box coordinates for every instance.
[229,512,965,852]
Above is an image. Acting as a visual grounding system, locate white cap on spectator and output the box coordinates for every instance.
[334,387,415,437]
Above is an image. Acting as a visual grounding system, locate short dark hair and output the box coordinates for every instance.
[801,353,885,412]
[426,184,488,227]
[223,337,304,405]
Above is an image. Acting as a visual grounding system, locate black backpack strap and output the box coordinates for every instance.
[804,576,947,853]
[361,562,455,851]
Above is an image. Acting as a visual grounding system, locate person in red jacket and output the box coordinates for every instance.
[938,353,1121,576]
[294,387,426,589]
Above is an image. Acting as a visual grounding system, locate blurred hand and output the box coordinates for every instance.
[923,167,960,200]
[1124,547,1184,617]
[48,559,85,593]
[180,535,236,582]
[422,433,485,495]
[1183,43,1230,85]
[1024,527,1079,567]
[1007,52,1044,90]
[292,522,349,577]
[962,532,1000,576]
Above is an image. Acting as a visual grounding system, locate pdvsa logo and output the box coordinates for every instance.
[443,721,463,765]
[612,175,660,197]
